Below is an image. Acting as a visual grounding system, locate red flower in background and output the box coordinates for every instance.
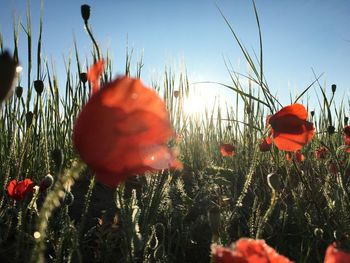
[268,104,314,151]
[324,243,350,263]
[7,179,34,201]
[74,61,181,188]
[211,238,292,263]
[259,137,272,152]
[294,150,305,163]
[315,146,328,159]
[87,60,104,94]
[220,144,235,157]
[344,126,350,153]
[285,152,293,162]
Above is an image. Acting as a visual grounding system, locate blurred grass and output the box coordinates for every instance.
[0,2,350,263]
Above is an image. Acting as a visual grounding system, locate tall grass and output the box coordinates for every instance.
[0,2,349,263]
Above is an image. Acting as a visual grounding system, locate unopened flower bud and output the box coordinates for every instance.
[327,125,335,135]
[80,72,88,83]
[310,111,315,117]
[64,191,74,206]
[267,172,281,192]
[331,84,337,93]
[173,90,179,98]
[81,5,91,23]
[26,111,34,127]
[15,86,23,98]
[34,80,44,95]
[40,174,54,191]
[345,117,349,125]
[314,228,324,239]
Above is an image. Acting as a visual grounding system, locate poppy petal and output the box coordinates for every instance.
[87,60,104,94]
[269,104,308,124]
[324,243,350,263]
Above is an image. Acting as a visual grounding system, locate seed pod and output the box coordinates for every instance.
[345,116,349,125]
[267,172,281,192]
[81,5,91,23]
[63,191,74,206]
[327,125,335,135]
[173,90,179,98]
[25,111,34,128]
[40,174,54,191]
[15,86,23,98]
[79,72,88,83]
[0,51,17,103]
[34,80,44,95]
[310,111,315,117]
[331,84,337,93]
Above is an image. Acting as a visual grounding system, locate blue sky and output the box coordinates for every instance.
[1,0,349,113]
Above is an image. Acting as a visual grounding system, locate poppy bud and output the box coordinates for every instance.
[51,147,64,171]
[34,80,44,95]
[173,90,179,98]
[310,111,315,117]
[208,206,220,235]
[0,51,17,103]
[314,228,324,239]
[328,125,335,135]
[334,230,348,242]
[331,84,337,93]
[79,72,88,83]
[227,125,232,131]
[39,174,54,191]
[267,172,281,192]
[63,191,74,206]
[15,86,23,98]
[26,111,34,128]
[81,4,91,23]
[345,117,349,126]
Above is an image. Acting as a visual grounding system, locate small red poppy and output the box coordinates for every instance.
[7,179,34,201]
[211,238,292,263]
[344,126,350,153]
[324,243,350,263]
[268,104,314,151]
[87,60,104,94]
[220,144,235,156]
[285,152,293,162]
[344,126,350,138]
[315,146,328,159]
[294,150,305,163]
[259,137,272,152]
[329,162,338,175]
[74,61,181,188]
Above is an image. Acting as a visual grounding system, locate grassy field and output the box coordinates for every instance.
[1,3,350,263]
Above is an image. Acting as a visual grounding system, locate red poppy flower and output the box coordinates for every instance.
[344,126,350,153]
[268,104,314,151]
[259,137,272,152]
[7,179,34,201]
[74,61,181,188]
[324,243,350,263]
[211,238,292,263]
[315,146,328,159]
[294,150,305,163]
[87,60,104,94]
[284,152,292,162]
[220,144,235,156]
[329,162,338,175]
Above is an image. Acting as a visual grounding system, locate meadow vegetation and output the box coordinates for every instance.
[0,3,349,263]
